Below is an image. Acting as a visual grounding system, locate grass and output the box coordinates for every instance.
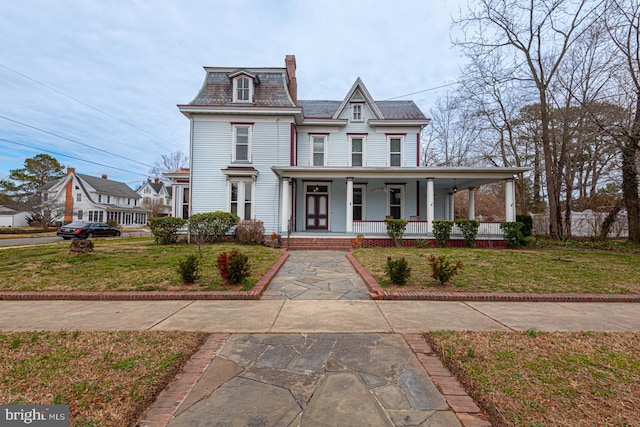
[353,247,640,294]
[0,238,283,291]
[426,331,640,427]
[0,331,207,427]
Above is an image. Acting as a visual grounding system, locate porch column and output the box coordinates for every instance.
[505,178,515,222]
[468,187,475,220]
[426,178,434,232]
[346,178,354,233]
[449,192,455,221]
[281,178,291,233]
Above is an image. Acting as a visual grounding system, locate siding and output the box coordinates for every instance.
[190,116,294,232]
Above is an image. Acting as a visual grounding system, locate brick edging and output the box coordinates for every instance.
[0,251,289,301]
[136,333,230,427]
[403,333,491,427]
[345,250,640,303]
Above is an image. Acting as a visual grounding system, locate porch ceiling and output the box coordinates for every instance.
[271,166,529,190]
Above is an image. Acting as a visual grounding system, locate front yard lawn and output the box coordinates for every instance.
[353,247,640,294]
[0,331,206,427]
[427,331,640,426]
[0,239,283,291]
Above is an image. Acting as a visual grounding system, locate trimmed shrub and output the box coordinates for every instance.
[149,217,187,244]
[216,250,251,285]
[432,220,453,247]
[384,256,411,285]
[235,219,265,245]
[500,221,525,248]
[189,211,239,244]
[177,254,199,283]
[428,254,463,285]
[385,218,408,247]
[106,220,119,229]
[516,214,533,237]
[455,219,480,248]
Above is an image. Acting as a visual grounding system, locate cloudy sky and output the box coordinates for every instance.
[0,0,466,188]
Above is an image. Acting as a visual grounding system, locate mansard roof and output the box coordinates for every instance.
[186,68,295,107]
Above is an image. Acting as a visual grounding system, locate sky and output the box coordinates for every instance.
[0,0,467,188]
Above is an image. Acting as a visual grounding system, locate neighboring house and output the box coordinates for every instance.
[0,205,31,227]
[39,167,149,226]
[136,178,172,217]
[163,168,190,219]
[178,55,527,239]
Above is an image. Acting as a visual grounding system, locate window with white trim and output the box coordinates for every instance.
[351,103,363,121]
[311,135,327,166]
[181,187,189,219]
[229,179,254,220]
[388,136,403,167]
[349,136,365,167]
[387,185,403,219]
[233,76,252,102]
[353,185,365,221]
[232,124,252,162]
[76,193,82,202]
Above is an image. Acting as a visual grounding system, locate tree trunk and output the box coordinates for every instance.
[622,131,640,243]
[540,90,563,239]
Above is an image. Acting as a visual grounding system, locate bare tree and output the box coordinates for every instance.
[454,0,605,239]
[605,0,640,243]
[426,94,480,166]
[149,151,189,180]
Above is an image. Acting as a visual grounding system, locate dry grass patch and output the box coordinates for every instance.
[0,239,283,291]
[1,331,207,427]
[426,331,640,426]
[353,247,640,294]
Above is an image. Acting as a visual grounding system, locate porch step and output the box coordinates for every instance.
[284,237,354,250]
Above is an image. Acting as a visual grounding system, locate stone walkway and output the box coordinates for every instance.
[261,250,371,300]
[164,333,461,427]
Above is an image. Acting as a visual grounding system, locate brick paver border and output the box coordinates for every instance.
[403,333,491,427]
[346,251,640,303]
[136,333,230,427]
[0,251,289,301]
[1,249,638,302]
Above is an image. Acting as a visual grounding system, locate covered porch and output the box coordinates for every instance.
[272,166,528,239]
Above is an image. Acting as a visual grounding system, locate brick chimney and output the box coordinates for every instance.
[102,174,108,179]
[66,167,75,175]
[285,55,297,105]
[154,178,159,184]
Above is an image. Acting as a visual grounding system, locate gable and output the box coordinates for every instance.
[332,78,383,120]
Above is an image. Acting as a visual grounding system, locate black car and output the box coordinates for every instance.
[57,222,121,239]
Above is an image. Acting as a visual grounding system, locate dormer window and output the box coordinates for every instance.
[233,76,254,102]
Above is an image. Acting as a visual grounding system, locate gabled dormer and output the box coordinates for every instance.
[333,77,384,122]
[228,71,259,103]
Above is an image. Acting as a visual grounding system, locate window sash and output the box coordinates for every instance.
[389,137,403,167]
[352,104,363,121]
[229,180,254,220]
[388,186,403,219]
[311,136,326,166]
[236,77,250,101]
[353,186,365,221]
[350,137,364,166]
[233,125,251,162]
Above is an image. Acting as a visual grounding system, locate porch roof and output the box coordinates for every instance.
[271,166,530,190]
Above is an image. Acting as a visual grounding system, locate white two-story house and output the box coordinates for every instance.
[136,178,172,217]
[39,167,149,226]
[177,55,527,242]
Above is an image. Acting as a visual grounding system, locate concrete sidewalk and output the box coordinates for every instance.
[1,300,639,332]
